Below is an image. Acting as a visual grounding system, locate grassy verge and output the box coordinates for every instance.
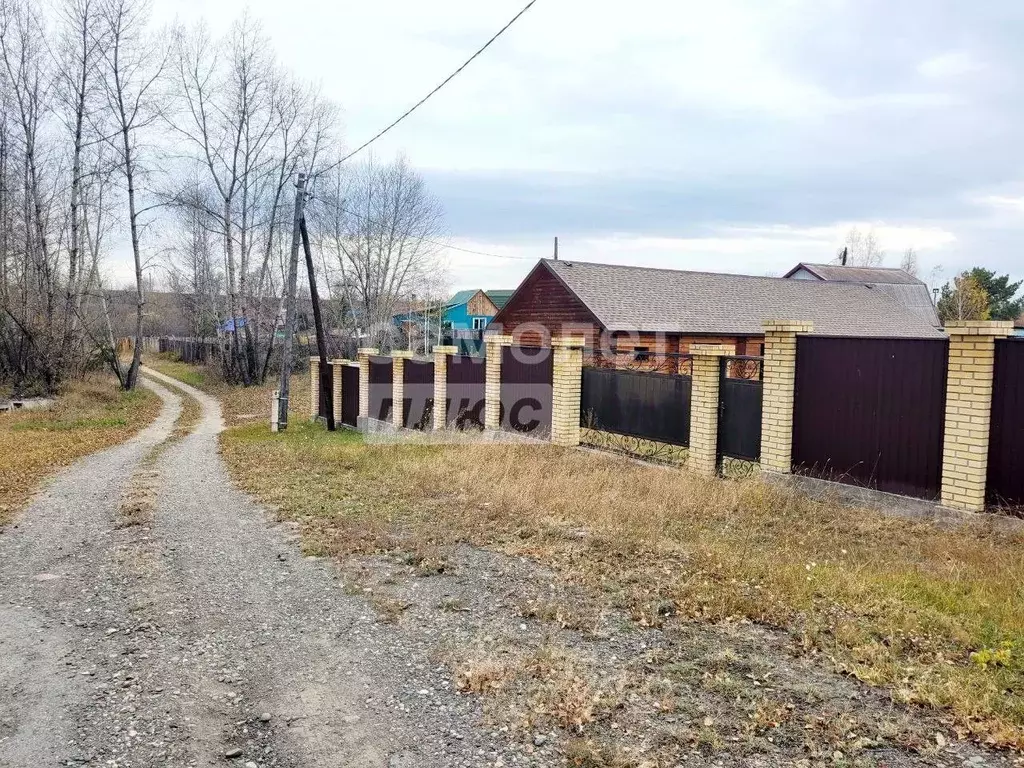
[152,358,1024,750]
[0,375,161,526]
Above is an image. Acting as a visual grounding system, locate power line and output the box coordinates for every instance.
[314,0,540,177]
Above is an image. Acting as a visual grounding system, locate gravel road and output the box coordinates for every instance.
[0,370,499,768]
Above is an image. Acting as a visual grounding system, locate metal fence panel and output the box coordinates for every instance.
[368,356,393,423]
[580,367,691,447]
[341,365,359,427]
[792,336,948,499]
[987,339,1024,510]
[446,355,486,429]
[317,363,333,422]
[403,359,435,430]
[718,358,762,461]
[500,346,553,435]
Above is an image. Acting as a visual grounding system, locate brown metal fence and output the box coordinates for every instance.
[403,359,435,430]
[718,356,763,462]
[446,355,486,429]
[341,364,359,427]
[987,338,1024,510]
[500,346,553,436]
[317,364,333,424]
[792,336,948,499]
[368,356,393,423]
[580,366,692,446]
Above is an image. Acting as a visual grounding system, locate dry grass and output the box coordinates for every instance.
[146,357,1024,749]
[0,374,160,527]
[215,426,1024,749]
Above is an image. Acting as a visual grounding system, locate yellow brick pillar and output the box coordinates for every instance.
[941,320,1013,512]
[309,357,320,419]
[357,347,379,420]
[484,334,513,431]
[759,320,815,473]
[551,336,585,446]
[331,359,348,426]
[432,345,458,430]
[391,350,413,429]
[688,344,735,477]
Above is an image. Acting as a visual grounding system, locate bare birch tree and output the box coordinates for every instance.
[99,0,166,389]
[311,154,444,351]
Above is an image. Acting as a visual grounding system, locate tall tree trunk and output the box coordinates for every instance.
[223,196,249,384]
[122,124,145,390]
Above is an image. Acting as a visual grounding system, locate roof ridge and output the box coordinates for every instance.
[544,258,916,288]
[544,258,796,283]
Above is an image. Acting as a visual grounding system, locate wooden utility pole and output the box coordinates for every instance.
[299,214,335,430]
[276,172,306,430]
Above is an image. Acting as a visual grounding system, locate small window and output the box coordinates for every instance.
[472,317,487,330]
[633,346,650,362]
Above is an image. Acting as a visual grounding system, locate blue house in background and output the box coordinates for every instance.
[443,289,514,331]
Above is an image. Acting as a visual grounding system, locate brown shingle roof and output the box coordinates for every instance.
[543,259,946,338]
[785,263,924,285]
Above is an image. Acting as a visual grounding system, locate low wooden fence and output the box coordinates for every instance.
[157,337,220,364]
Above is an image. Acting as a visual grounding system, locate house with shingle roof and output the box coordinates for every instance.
[490,259,946,361]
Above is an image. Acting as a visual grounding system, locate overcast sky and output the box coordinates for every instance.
[134,0,1024,294]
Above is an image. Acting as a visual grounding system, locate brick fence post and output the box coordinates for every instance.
[432,345,458,430]
[484,334,513,431]
[941,320,1013,512]
[550,336,585,446]
[309,357,320,419]
[331,358,348,426]
[390,350,414,429]
[357,347,379,421]
[688,343,735,477]
[759,320,814,473]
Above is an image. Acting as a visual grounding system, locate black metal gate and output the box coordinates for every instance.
[792,336,948,499]
[403,359,434,430]
[580,367,691,446]
[368,356,393,423]
[717,356,763,462]
[500,346,553,435]
[341,364,359,427]
[446,355,486,429]
[987,338,1024,510]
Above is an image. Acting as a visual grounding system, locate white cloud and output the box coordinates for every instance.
[918,51,986,79]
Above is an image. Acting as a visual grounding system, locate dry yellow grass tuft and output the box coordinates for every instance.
[0,375,160,527]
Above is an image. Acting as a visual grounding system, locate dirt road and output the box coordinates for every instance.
[0,371,495,768]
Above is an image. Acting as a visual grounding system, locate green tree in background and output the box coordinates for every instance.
[937,272,990,323]
[967,268,1023,321]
